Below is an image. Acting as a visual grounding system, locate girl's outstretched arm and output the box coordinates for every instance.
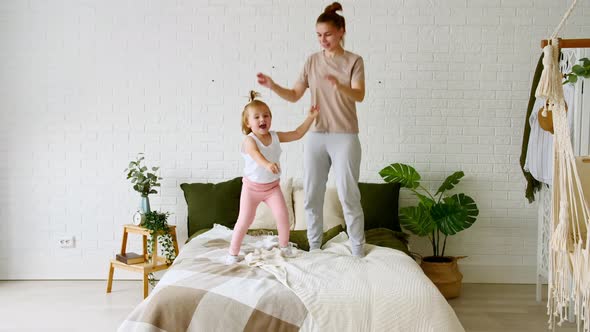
[277,105,319,143]
[243,137,280,174]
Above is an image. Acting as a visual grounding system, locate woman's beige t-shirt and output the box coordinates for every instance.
[296,50,365,133]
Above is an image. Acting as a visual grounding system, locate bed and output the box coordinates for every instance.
[118,178,465,331]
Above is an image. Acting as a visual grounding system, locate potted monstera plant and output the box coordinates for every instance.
[379,163,479,299]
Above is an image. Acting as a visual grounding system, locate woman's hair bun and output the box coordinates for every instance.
[324,2,342,14]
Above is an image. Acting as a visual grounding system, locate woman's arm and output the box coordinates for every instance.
[257,73,307,103]
[325,75,365,102]
[243,137,280,174]
[277,105,320,143]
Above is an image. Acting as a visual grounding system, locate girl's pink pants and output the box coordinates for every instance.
[229,178,290,255]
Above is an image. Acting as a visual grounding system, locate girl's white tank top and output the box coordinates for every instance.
[242,131,282,183]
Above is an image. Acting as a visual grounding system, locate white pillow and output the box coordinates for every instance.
[293,186,345,231]
[249,178,295,230]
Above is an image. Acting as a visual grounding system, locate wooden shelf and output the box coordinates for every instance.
[540,38,590,49]
[109,259,171,274]
[106,224,178,299]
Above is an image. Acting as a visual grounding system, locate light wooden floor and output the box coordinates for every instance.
[448,284,576,332]
[0,281,578,331]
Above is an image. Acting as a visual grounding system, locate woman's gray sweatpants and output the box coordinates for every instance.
[303,132,365,256]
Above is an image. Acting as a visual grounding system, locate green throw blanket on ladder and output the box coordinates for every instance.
[519,53,545,203]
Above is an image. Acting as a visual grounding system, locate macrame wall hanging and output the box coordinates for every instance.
[536,0,590,330]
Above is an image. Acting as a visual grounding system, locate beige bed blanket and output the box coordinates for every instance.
[119,225,464,332]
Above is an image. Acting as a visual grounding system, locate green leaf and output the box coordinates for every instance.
[431,194,479,236]
[140,166,147,172]
[152,167,159,171]
[379,163,421,189]
[399,206,435,236]
[415,192,435,210]
[572,64,586,75]
[436,171,464,196]
[582,58,590,67]
[568,74,578,84]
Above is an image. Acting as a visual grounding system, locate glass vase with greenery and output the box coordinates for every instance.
[125,153,162,196]
[379,163,479,261]
[125,153,162,213]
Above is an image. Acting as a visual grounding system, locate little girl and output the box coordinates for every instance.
[226,91,319,264]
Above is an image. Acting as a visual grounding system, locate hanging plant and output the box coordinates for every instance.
[563,57,590,84]
[142,211,176,286]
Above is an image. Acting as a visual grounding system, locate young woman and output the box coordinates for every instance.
[256,2,366,257]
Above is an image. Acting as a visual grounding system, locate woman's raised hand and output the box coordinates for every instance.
[324,75,340,90]
[256,73,274,89]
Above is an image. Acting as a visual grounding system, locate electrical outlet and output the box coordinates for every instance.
[58,236,75,248]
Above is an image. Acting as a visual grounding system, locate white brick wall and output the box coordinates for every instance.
[1,0,589,282]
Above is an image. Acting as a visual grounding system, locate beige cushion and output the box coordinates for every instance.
[249,178,295,230]
[293,186,345,231]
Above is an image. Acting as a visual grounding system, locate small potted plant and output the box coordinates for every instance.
[143,210,176,285]
[379,163,479,299]
[125,153,162,213]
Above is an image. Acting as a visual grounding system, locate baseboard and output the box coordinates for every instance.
[460,264,537,284]
[0,260,538,284]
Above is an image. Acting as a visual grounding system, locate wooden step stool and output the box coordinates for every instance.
[106,224,179,299]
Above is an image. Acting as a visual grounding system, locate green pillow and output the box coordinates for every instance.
[187,226,410,257]
[180,177,243,238]
[358,182,401,232]
[186,228,211,243]
[186,225,345,251]
[365,228,410,255]
[248,225,345,251]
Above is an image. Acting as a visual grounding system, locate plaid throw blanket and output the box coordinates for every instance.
[118,226,311,332]
[119,225,464,332]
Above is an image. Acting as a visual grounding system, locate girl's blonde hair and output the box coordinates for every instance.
[241,90,272,135]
